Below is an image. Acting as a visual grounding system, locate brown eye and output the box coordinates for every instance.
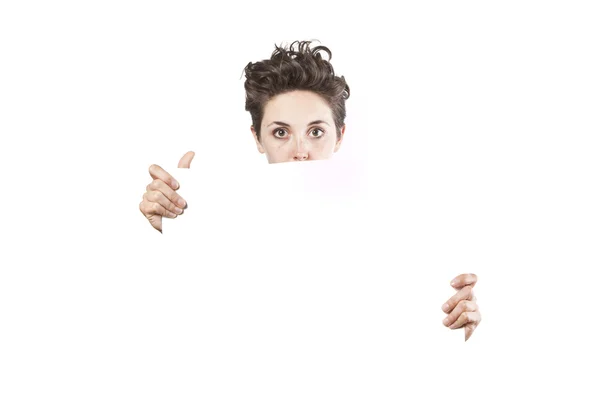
[310,128,325,138]
[274,128,288,138]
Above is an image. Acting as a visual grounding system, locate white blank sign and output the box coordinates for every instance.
[156,159,465,398]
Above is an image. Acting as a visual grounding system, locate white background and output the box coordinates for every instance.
[1,1,599,399]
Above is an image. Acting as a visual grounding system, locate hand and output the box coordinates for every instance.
[138,151,195,232]
[441,273,482,341]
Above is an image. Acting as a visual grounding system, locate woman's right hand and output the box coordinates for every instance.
[139,151,195,233]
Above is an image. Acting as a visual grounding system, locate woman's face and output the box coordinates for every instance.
[251,90,345,164]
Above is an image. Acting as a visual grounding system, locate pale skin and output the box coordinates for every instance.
[138,90,482,341]
[251,91,344,163]
[442,273,481,341]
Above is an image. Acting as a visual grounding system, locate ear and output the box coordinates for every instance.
[251,125,265,154]
[334,125,346,152]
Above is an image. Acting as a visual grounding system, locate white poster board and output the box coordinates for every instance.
[156,159,464,398]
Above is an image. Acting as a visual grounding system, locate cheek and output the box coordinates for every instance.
[310,136,336,153]
[263,140,292,162]
[263,135,288,149]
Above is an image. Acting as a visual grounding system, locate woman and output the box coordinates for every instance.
[138,40,482,341]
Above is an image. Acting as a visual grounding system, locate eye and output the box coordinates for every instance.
[273,128,288,139]
[309,128,325,138]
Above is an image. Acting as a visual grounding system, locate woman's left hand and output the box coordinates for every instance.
[441,273,482,341]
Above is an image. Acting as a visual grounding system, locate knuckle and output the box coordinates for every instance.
[157,178,168,189]
[149,191,159,202]
[447,299,456,309]
[450,317,461,328]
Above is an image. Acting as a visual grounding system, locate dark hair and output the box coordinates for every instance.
[243,40,350,140]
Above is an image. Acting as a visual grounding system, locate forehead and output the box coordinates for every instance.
[262,91,334,126]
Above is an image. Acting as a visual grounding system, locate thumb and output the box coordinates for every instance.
[178,151,195,168]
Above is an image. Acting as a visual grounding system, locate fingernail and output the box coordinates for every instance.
[177,198,186,207]
[175,207,183,214]
[443,317,449,326]
[172,179,179,189]
[450,279,458,286]
[443,303,450,312]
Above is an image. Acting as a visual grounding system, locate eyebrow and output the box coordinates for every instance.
[267,120,330,128]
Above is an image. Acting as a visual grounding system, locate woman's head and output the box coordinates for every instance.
[244,40,350,163]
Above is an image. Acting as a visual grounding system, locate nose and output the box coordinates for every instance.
[294,152,308,161]
[293,136,309,161]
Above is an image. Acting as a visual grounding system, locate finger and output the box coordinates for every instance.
[449,311,481,330]
[464,322,477,341]
[146,179,187,209]
[140,199,178,219]
[442,285,474,313]
[450,273,478,289]
[149,164,179,190]
[178,151,195,168]
[442,299,478,327]
[143,190,184,216]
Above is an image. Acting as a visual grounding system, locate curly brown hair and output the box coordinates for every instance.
[243,40,350,140]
